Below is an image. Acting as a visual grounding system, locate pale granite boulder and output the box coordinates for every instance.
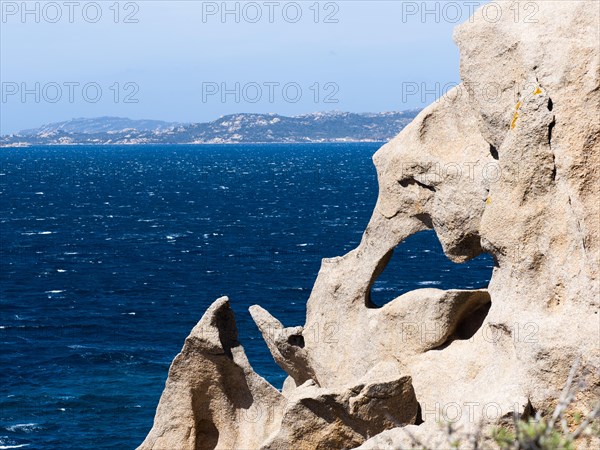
[140,1,599,448]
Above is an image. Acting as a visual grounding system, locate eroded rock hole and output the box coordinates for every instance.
[549,118,557,181]
[451,299,490,340]
[427,293,492,351]
[287,334,305,348]
[194,420,219,450]
[522,400,536,420]
[399,177,436,192]
[369,230,494,307]
[490,144,499,160]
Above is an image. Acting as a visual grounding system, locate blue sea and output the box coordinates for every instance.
[0,143,493,449]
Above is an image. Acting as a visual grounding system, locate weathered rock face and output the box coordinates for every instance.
[140,298,419,450]
[138,297,286,450]
[261,362,419,450]
[140,1,599,449]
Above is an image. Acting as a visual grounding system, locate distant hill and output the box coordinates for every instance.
[1,111,421,147]
[18,116,181,136]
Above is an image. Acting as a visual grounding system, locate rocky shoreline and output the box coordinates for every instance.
[139,2,600,449]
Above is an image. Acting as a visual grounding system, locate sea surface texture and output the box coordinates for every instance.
[0,144,493,449]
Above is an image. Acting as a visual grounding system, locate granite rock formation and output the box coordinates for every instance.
[140,1,599,448]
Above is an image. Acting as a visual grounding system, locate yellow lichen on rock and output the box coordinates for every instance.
[511,111,519,129]
[511,101,522,129]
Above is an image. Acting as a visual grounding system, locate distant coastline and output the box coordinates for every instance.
[0,110,420,147]
[0,141,389,149]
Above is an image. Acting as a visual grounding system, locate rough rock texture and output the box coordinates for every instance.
[140,298,419,450]
[262,362,418,450]
[138,297,285,450]
[249,305,316,387]
[140,1,599,449]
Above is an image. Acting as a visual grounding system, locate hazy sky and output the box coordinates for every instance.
[0,1,491,134]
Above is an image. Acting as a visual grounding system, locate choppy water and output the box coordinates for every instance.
[0,144,493,449]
